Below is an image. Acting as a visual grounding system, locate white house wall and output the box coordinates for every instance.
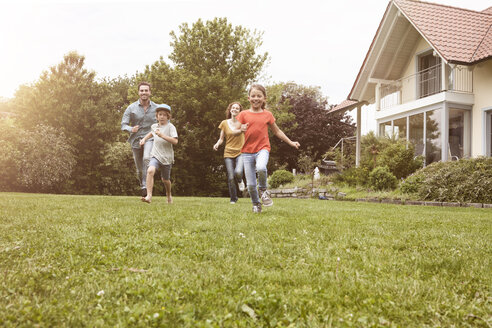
[472,59,492,156]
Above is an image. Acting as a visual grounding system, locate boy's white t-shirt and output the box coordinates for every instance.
[150,122,178,165]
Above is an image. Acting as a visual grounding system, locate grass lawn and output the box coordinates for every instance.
[0,193,491,327]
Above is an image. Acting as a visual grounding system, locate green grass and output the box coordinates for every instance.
[1,193,491,327]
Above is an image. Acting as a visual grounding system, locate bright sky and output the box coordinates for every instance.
[1,0,490,132]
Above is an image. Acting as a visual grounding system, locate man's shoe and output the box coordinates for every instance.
[141,189,147,197]
[260,190,273,207]
[252,203,262,213]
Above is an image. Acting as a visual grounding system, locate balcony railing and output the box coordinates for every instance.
[379,64,473,110]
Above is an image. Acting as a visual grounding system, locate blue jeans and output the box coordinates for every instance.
[242,149,269,205]
[224,155,244,202]
[132,139,153,190]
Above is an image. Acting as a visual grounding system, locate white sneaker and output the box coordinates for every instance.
[230,201,236,204]
[252,203,262,213]
[238,181,246,192]
[260,190,273,207]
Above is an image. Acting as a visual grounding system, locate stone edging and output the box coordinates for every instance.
[269,188,492,209]
[269,188,341,200]
[354,198,491,209]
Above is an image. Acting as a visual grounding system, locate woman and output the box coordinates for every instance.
[213,102,246,204]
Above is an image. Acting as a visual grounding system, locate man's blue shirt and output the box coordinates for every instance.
[121,100,158,148]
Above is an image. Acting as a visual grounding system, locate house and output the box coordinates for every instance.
[331,0,492,166]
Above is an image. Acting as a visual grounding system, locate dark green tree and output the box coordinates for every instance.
[267,83,355,170]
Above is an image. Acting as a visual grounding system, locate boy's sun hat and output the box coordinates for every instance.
[156,104,171,112]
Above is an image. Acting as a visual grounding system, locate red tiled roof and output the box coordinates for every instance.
[482,7,492,15]
[395,0,492,64]
[329,100,359,114]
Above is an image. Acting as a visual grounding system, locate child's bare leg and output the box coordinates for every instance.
[143,167,156,203]
[162,178,172,203]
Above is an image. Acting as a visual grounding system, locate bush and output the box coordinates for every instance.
[18,125,76,192]
[335,166,370,187]
[99,142,140,195]
[376,142,423,179]
[400,157,492,203]
[0,120,21,191]
[269,169,294,188]
[369,166,398,191]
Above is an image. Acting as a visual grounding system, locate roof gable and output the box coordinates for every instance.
[348,0,492,101]
[394,0,492,64]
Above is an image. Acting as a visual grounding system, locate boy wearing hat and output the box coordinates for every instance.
[139,104,178,204]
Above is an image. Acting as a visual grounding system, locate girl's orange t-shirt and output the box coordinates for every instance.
[236,110,275,153]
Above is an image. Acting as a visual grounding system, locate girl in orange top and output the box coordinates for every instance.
[213,102,246,204]
[236,84,300,213]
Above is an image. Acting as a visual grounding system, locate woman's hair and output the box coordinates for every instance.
[248,84,267,109]
[225,102,243,119]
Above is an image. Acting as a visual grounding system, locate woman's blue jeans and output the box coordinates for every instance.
[242,149,269,205]
[224,155,244,202]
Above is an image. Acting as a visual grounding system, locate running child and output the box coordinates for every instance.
[139,104,178,204]
[236,84,300,213]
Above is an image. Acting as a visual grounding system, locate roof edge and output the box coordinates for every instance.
[348,1,394,100]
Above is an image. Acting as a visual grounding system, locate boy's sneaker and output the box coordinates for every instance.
[252,203,262,213]
[238,181,246,192]
[141,189,147,197]
[260,190,273,207]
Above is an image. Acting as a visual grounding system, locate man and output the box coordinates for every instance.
[121,82,158,197]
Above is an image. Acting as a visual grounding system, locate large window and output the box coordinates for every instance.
[448,109,471,159]
[409,113,424,157]
[380,106,470,164]
[425,109,441,164]
[379,121,392,137]
[490,113,492,156]
[418,52,441,99]
[485,109,492,157]
[393,117,407,139]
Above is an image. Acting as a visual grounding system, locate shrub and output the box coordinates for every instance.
[0,140,21,191]
[269,169,294,188]
[376,142,423,179]
[99,142,140,195]
[369,166,398,191]
[335,166,370,187]
[0,120,21,191]
[18,124,76,192]
[400,157,492,203]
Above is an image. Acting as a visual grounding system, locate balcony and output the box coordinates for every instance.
[378,64,473,110]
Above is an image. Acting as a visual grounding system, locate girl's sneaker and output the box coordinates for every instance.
[252,203,262,213]
[260,190,273,207]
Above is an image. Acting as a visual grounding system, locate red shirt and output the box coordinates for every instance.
[237,110,276,153]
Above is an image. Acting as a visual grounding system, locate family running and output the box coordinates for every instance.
[121,82,300,213]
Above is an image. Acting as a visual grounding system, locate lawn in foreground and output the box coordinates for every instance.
[0,193,490,327]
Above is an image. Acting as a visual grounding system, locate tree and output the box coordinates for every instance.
[267,83,355,170]
[11,52,124,194]
[139,18,269,196]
